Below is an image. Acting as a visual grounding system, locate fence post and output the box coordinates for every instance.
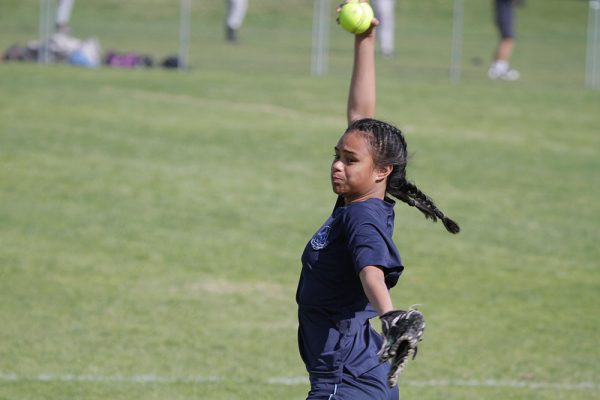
[586,0,600,88]
[179,0,191,71]
[311,0,330,76]
[450,0,464,84]
[38,0,54,63]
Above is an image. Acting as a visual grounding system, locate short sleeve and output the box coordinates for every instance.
[342,204,403,287]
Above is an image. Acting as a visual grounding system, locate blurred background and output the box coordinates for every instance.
[1,0,596,84]
[0,1,598,400]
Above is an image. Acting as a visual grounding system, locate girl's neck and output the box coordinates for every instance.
[344,188,386,205]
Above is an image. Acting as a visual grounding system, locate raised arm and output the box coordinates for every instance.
[347,12,378,125]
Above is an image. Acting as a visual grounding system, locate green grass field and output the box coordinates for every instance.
[1,1,599,399]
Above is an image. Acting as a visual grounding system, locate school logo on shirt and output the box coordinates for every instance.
[310,225,331,250]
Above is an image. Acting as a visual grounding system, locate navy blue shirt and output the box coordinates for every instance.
[296,197,404,382]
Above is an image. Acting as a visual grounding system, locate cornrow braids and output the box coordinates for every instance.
[346,118,460,234]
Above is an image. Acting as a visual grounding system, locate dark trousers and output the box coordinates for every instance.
[495,0,515,39]
[307,363,399,400]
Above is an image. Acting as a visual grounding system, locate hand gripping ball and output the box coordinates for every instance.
[338,0,374,35]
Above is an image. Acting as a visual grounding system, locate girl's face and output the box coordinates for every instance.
[331,130,389,204]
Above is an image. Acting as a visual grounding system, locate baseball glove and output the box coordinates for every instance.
[378,307,425,387]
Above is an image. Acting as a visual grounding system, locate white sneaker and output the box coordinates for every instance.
[488,66,520,81]
[501,68,520,81]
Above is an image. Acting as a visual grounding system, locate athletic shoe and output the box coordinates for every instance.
[488,66,520,81]
[226,26,238,43]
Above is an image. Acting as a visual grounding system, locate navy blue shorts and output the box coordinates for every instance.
[306,363,399,400]
[495,0,515,39]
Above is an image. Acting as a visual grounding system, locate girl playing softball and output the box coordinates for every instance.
[296,3,460,399]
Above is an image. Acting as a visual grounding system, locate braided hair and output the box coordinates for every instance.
[346,118,460,234]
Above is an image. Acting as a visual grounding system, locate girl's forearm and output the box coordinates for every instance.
[347,29,376,124]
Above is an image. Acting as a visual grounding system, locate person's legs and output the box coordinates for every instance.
[55,0,75,33]
[308,364,399,400]
[489,0,519,80]
[225,0,248,42]
[373,0,395,57]
[306,381,337,400]
[496,37,514,62]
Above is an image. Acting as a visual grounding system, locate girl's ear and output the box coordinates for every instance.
[375,164,393,183]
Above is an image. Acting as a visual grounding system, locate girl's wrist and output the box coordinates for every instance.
[356,29,376,41]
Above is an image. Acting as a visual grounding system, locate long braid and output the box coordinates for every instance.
[346,118,460,234]
[391,180,460,234]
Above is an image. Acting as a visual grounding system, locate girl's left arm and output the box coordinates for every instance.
[359,265,393,315]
